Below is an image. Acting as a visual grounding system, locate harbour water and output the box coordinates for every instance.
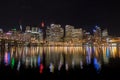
[0,45,120,79]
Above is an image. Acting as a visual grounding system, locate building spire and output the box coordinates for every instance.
[19,18,22,32]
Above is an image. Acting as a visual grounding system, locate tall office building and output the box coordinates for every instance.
[20,25,22,32]
[93,26,102,45]
[93,26,101,38]
[38,29,43,43]
[65,25,74,42]
[46,24,64,42]
[31,27,38,33]
[71,28,83,43]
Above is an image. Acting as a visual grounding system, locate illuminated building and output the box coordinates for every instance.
[101,29,109,44]
[64,25,74,42]
[25,26,43,44]
[93,26,101,38]
[0,28,3,38]
[71,28,83,43]
[25,26,31,33]
[0,29,3,33]
[10,28,19,41]
[31,27,43,44]
[31,27,38,33]
[24,26,32,42]
[82,30,92,44]
[46,24,64,45]
[38,29,43,43]
[102,29,108,37]
[93,26,102,45]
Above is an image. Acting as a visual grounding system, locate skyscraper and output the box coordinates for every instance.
[46,24,64,43]
[64,25,74,42]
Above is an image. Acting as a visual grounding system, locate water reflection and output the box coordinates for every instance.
[93,57,101,73]
[0,45,120,73]
[4,51,11,66]
[17,60,21,71]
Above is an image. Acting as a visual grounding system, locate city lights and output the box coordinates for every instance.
[0,24,119,47]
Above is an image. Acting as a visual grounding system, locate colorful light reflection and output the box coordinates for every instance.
[4,52,11,66]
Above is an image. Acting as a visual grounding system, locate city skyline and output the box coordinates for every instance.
[0,23,116,36]
[0,0,120,36]
[0,23,111,46]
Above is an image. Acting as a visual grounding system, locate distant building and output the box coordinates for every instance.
[31,27,38,33]
[25,26,43,43]
[64,25,74,42]
[46,24,64,42]
[38,29,43,43]
[25,26,31,33]
[93,26,101,38]
[93,26,102,44]
[102,29,108,37]
[0,28,3,33]
[71,28,83,43]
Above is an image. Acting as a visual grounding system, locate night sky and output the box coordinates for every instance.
[0,0,120,36]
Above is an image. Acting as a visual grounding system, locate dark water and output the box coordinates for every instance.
[0,45,120,79]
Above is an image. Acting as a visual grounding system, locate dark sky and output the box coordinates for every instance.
[0,0,120,36]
